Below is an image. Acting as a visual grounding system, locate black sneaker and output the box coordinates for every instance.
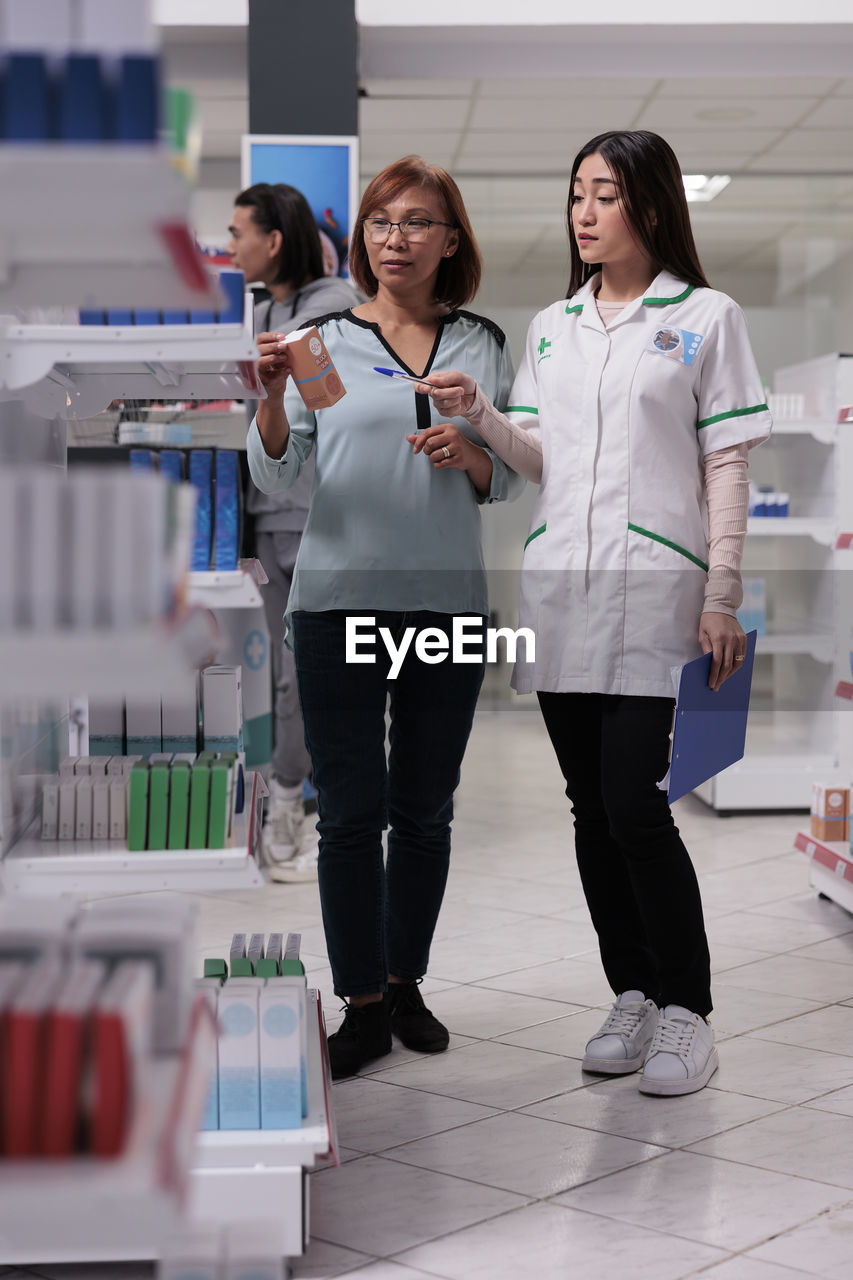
[385,981,450,1054]
[327,999,392,1080]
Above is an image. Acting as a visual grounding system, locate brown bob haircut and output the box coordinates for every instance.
[566,131,710,298]
[349,156,481,309]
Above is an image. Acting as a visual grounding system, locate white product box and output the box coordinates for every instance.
[104,471,138,629]
[24,469,64,630]
[58,777,76,839]
[92,775,111,840]
[125,698,161,758]
[74,775,93,840]
[217,980,260,1130]
[202,666,243,751]
[69,469,103,629]
[128,470,170,623]
[109,776,127,839]
[161,681,199,754]
[73,898,196,1053]
[0,473,16,630]
[259,977,304,1130]
[737,576,766,638]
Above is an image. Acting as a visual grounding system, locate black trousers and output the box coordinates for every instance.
[538,691,712,1016]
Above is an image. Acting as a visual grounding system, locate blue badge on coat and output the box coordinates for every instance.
[650,327,704,366]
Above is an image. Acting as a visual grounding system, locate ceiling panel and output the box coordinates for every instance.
[362,78,475,98]
[798,98,853,128]
[641,128,785,156]
[467,97,644,132]
[359,97,470,131]
[455,131,584,159]
[763,129,853,156]
[656,76,840,98]
[636,96,819,130]
[476,76,660,98]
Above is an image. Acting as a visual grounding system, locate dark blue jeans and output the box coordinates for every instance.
[292,610,486,997]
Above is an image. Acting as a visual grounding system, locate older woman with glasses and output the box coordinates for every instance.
[247,155,524,1078]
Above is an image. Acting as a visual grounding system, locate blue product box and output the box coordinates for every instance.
[129,449,156,472]
[189,310,217,325]
[107,309,134,327]
[5,55,51,141]
[216,270,245,324]
[161,310,189,325]
[115,55,160,143]
[159,450,185,484]
[59,55,107,142]
[79,311,106,325]
[214,451,240,571]
[189,451,213,571]
[133,310,161,325]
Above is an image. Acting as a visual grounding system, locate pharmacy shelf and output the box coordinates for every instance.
[0,995,217,1266]
[756,626,835,664]
[795,830,853,915]
[0,609,218,700]
[746,517,837,547]
[0,146,220,312]
[187,559,269,611]
[191,989,337,1261]
[1,773,268,898]
[770,418,838,444]
[0,320,260,420]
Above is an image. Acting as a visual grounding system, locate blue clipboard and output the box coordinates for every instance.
[665,630,758,804]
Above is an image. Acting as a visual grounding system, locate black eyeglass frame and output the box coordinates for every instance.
[360,217,457,241]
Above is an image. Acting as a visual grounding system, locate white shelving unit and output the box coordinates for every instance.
[0,147,221,312]
[794,830,853,916]
[191,990,337,1262]
[1,772,267,898]
[0,315,260,421]
[697,354,853,812]
[0,996,217,1266]
[187,559,269,611]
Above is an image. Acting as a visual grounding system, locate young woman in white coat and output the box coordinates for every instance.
[419,130,772,1096]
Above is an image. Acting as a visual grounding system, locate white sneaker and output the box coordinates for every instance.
[263,779,316,861]
[268,845,318,883]
[582,991,658,1074]
[639,1004,719,1096]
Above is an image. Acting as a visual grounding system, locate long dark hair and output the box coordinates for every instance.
[234,182,324,288]
[566,131,710,298]
[349,155,481,309]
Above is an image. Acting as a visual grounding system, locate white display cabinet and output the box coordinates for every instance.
[191,990,337,1262]
[694,354,853,812]
[794,830,853,916]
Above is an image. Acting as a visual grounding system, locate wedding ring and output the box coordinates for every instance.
[734,653,745,661]
[441,445,451,459]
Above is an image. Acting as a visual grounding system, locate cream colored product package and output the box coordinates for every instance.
[281,325,346,410]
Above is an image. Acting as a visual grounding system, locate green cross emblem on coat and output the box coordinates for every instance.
[537,336,552,363]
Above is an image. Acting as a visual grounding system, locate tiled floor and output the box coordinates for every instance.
[8,705,853,1279]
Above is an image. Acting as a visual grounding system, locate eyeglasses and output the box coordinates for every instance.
[361,217,455,244]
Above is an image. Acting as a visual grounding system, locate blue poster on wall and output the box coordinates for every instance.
[241,134,359,278]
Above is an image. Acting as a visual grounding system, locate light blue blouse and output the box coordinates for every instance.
[247,307,523,628]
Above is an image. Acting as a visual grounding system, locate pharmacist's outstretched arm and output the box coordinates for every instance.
[256,330,294,459]
[420,371,544,485]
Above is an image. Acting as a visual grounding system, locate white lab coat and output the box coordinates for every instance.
[508,269,772,697]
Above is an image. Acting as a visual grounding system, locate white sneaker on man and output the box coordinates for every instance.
[639,1004,718,1096]
[582,991,658,1074]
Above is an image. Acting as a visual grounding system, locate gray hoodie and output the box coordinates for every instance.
[247,274,361,532]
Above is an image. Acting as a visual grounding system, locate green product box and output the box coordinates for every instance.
[255,957,279,977]
[167,761,191,849]
[203,957,228,981]
[127,762,149,851]
[207,759,229,848]
[147,763,170,851]
[230,956,254,976]
[188,759,211,849]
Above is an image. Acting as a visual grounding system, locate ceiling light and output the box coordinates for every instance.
[682,174,731,203]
